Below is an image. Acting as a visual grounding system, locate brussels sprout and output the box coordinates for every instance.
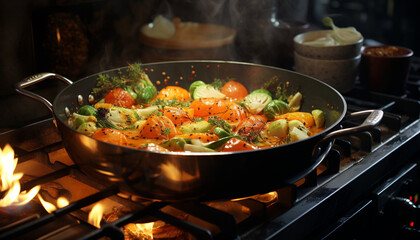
[107,106,140,127]
[189,80,206,95]
[288,120,308,134]
[77,105,97,116]
[160,137,186,151]
[250,89,272,97]
[192,85,225,99]
[179,121,212,134]
[263,100,289,119]
[76,122,98,135]
[243,92,272,115]
[288,92,302,112]
[312,109,325,128]
[290,127,309,142]
[68,113,97,129]
[126,82,157,104]
[268,119,288,138]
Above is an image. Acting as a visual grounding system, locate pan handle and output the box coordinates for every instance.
[15,73,73,112]
[313,109,383,155]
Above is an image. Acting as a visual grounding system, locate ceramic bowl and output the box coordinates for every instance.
[293,30,363,60]
[294,51,361,93]
[359,45,413,95]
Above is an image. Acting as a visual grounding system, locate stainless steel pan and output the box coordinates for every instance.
[16,61,383,201]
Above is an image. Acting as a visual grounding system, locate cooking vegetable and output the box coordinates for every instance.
[160,137,186,151]
[264,99,290,120]
[312,109,325,128]
[189,80,206,95]
[243,92,272,115]
[78,105,97,116]
[69,62,328,153]
[288,92,302,112]
[192,84,225,100]
[267,119,288,138]
[322,16,362,44]
[179,120,212,134]
[290,127,309,142]
[156,86,190,102]
[221,80,248,100]
[105,88,136,108]
[77,122,98,135]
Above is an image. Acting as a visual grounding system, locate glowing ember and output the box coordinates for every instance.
[88,203,104,228]
[0,144,40,207]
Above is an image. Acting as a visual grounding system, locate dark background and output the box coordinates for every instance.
[1,0,419,130]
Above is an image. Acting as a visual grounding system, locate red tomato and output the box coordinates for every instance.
[92,128,129,146]
[139,114,178,140]
[156,86,190,102]
[221,80,248,100]
[163,106,194,127]
[190,98,229,118]
[104,88,136,108]
[221,138,259,152]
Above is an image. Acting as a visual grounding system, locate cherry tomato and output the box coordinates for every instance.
[163,107,194,127]
[104,88,136,108]
[92,128,129,146]
[275,112,315,128]
[190,98,229,118]
[156,86,190,102]
[221,80,248,100]
[139,114,178,140]
[221,138,259,152]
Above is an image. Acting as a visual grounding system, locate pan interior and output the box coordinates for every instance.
[53,60,346,141]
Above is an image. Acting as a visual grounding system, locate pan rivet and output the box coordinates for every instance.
[88,94,95,104]
[77,95,83,105]
[65,107,71,118]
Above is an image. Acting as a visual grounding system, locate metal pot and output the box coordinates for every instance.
[16,61,383,201]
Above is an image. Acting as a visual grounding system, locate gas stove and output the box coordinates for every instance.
[1,59,420,240]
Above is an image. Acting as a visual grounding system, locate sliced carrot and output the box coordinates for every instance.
[139,114,178,140]
[156,86,190,102]
[190,98,230,118]
[275,112,315,128]
[163,106,194,127]
[220,103,248,123]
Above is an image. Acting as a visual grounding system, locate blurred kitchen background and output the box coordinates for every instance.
[1,0,419,129]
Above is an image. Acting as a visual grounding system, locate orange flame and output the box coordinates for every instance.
[88,203,104,228]
[56,27,61,43]
[0,144,40,207]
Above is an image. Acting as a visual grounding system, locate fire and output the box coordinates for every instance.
[56,27,61,43]
[88,203,104,228]
[125,222,154,240]
[38,195,57,213]
[0,144,40,207]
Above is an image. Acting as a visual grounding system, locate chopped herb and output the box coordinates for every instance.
[208,116,231,132]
